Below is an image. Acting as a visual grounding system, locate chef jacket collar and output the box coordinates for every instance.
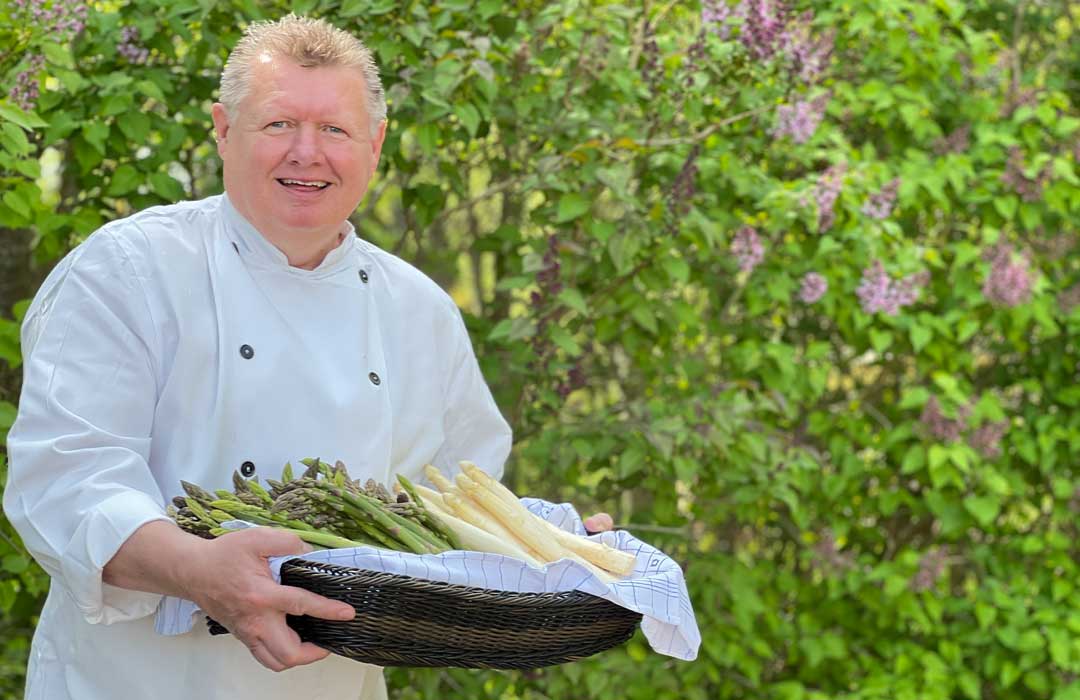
[221,193,357,276]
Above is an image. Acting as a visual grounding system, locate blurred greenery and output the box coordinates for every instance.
[2,0,1080,698]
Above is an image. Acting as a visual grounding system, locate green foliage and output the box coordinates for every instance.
[1,1,1079,699]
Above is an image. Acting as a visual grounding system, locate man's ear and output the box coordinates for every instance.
[369,119,388,176]
[210,103,231,159]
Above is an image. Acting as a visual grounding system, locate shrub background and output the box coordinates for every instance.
[2,1,1079,698]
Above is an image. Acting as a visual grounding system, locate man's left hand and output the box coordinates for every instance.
[583,512,614,534]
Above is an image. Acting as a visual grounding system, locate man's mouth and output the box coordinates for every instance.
[277,178,331,191]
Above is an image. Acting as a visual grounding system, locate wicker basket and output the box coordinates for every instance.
[208,558,642,669]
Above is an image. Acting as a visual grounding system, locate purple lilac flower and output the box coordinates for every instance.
[701,0,734,34]
[780,10,834,84]
[798,272,827,303]
[702,0,787,59]
[969,420,1009,459]
[1058,282,1080,314]
[704,3,832,87]
[8,53,45,111]
[856,260,929,315]
[1000,147,1049,203]
[740,0,789,60]
[11,0,88,40]
[981,243,1033,308]
[773,93,829,144]
[812,163,845,232]
[862,178,901,220]
[557,362,587,399]
[919,395,968,442]
[813,529,854,572]
[731,226,765,273]
[932,124,971,155]
[118,26,150,64]
[669,144,701,214]
[535,234,563,300]
[910,548,948,593]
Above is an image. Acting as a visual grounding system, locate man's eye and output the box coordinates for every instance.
[267,121,289,129]
[325,125,346,135]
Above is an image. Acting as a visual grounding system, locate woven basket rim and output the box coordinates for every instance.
[281,558,617,608]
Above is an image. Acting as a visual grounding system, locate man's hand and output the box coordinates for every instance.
[583,512,614,534]
[104,521,355,672]
[180,528,355,672]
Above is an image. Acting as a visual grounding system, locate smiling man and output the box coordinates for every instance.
[3,15,512,700]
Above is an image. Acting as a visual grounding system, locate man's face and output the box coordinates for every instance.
[211,56,386,246]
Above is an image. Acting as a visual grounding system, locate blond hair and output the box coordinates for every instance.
[219,14,386,136]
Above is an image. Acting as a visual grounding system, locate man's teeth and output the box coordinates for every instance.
[280,179,329,187]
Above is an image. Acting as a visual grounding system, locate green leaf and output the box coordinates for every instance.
[662,256,690,283]
[117,112,151,143]
[617,446,645,478]
[106,164,142,196]
[416,123,439,154]
[1,555,27,574]
[454,103,481,138]
[82,122,110,155]
[101,93,133,117]
[900,447,925,474]
[870,329,893,352]
[548,325,581,356]
[0,121,31,156]
[899,386,930,409]
[1,190,30,221]
[557,288,589,315]
[135,79,167,102]
[0,101,48,130]
[555,192,590,223]
[149,172,185,200]
[487,318,514,341]
[41,41,73,68]
[339,0,370,17]
[993,195,1018,220]
[909,324,931,352]
[1055,682,1080,700]
[630,306,658,334]
[958,671,980,700]
[963,495,1000,527]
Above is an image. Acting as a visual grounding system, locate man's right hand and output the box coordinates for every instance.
[181,528,356,671]
[104,521,355,672]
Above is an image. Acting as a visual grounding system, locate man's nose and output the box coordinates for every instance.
[287,125,323,165]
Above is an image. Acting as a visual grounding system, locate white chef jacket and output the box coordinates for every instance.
[3,193,512,700]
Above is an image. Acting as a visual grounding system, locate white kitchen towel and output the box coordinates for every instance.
[154,499,701,661]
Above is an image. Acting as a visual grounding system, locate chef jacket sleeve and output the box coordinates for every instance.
[3,228,172,625]
[431,305,512,482]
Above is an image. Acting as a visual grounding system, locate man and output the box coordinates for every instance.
[3,15,512,700]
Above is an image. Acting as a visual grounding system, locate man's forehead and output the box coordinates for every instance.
[243,58,369,121]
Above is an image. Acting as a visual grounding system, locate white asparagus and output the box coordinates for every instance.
[423,464,455,493]
[459,462,636,577]
[442,491,546,561]
[423,499,544,566]
[414,483,448,510]
[455,473,617,584]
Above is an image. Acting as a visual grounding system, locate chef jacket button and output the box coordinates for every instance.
[240,461,256,477]
[359,269,369,284]
[240,344,254,359]
[369,371,381,386]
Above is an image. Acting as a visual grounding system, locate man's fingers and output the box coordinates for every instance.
[584,512,614,533]
[266,585,356,622]
[247,640,286,673]
[258,618,333,669]
[291,642,332,666]
[244,617,333,671]
[242,527,313,558]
